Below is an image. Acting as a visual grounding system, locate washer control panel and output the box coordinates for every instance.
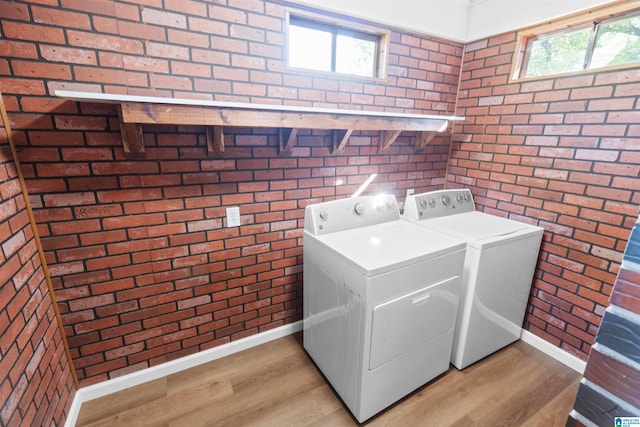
[305,194,399,235]
[403,189,475,221]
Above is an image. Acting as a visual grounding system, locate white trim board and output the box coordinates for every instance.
[520,329,586,374]
[64,323,583,426]
[64,321,303,427]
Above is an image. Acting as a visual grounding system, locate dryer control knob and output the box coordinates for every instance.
[456,194,463,203]
[419,199,428,208]
[442,195,451,206]
[428,198,436,207]
[354,203,365,215]
[319,209,328,220]
[464,193,471,202]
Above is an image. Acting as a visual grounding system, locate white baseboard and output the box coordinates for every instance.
[520,329,587,374]
[64,392,83,427]
[64,323,584,426]
[64,321,302,427]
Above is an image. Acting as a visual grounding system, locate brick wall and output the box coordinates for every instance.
[0,112,75,423]
[0,0,463,385]
[449,33,640,360]
[570,217,640,425]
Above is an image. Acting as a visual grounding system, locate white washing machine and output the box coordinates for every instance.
[303,194,465,422]
[403,189,544,370]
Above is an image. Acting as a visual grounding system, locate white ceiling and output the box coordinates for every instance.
[287,0,616,42]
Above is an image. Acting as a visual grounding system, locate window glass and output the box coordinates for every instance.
[516,8,640,79]
[289,24,332,72]
[288,15,384,78]
[336,34,377,77]
[591,14,640,68]
[524,27,591,77]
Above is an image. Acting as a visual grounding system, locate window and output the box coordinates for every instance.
[287,14,388,79]
[514,8,640,80]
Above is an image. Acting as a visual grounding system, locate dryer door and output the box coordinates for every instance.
[369,275,458,370]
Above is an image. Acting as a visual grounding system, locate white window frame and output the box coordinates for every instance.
[286,10,390,80]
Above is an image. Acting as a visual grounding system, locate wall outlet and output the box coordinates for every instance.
[226,206,240,227]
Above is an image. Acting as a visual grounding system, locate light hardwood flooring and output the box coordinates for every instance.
[76,333,580,426]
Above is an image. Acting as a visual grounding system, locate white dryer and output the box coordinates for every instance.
[403,189,544,370]
[303,194,465,422]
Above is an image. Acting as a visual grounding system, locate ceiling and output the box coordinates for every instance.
[287,0,616,42]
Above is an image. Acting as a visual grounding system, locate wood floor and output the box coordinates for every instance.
[76,333,580,426]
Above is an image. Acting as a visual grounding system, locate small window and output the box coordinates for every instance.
[591,13,640,68]
[516,8,640,79]
[287,14,388,79]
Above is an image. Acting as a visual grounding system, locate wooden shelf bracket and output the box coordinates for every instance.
[279,128,298,156]
[118,106,145,157]
[379,130,402,152]
[415,131,437,152]
[332,129,353,154]
[206,126,225,157]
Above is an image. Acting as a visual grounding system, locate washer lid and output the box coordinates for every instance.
[315,220,465,275]
[426,211,542,243]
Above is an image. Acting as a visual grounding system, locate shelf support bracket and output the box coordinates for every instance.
[279,128,298,156]
[332,129,353,154]
[118,106,144,158]
[206,126,225,157]
[415,131,437,152]
[379,130,402,152]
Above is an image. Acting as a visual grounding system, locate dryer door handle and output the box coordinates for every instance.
[412,293,431,306]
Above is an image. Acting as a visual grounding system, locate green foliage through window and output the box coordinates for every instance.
[522,10,640,78]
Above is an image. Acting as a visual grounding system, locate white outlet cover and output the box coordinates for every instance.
[226,207,240,227]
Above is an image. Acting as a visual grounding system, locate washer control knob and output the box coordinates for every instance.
[354,203,365,215]
[319,209,328,220]
[456,194,464,203]
[464,193,471,202]
[428,198,436,207]
[419,199,428,208]
[442,195,451,206]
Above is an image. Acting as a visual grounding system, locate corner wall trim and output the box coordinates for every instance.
[520,329,587,374]
[64,321,303,427]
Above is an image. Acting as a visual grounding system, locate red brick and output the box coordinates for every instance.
[73,66,148,86]
[149,74,194,90]
[164,0,207,16]
[116,21,167,42]
[60,0,118,16]
[50,219,101,235]
[32,6,91,29]
[0,78,47,96]
[54,115,107,131]
[2,22,65,44]
[186,17,228,37]
[0,41,38,59]
[588,98,636,111]
[113,1,140,19]
[615,83,640,97]
[66,30,144,55]
[167,29,209,48]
